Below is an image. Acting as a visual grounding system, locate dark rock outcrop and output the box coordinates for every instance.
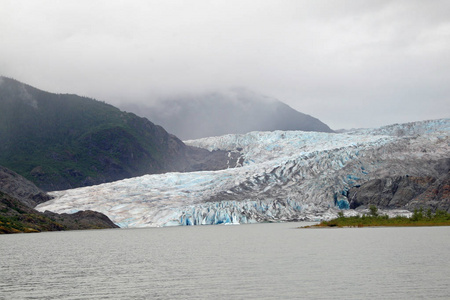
[175,146,242,171]
[0,191,118,233]
[0,165,52,207]
[0,166,119,233]
[348,166,450,213]
[43,210,119,230]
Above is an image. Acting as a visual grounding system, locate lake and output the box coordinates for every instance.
[1,223,449,299]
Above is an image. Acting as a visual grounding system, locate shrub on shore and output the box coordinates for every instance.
[313,207,450,228]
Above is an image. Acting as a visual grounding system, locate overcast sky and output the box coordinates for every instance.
[1,0,449,129]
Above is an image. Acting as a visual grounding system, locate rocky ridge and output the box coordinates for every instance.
[0,166,118,233]
[0,165,52,207]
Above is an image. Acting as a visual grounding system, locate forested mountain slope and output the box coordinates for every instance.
[0,77,235,190]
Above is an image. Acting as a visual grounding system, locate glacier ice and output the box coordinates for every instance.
[36,118,450,227]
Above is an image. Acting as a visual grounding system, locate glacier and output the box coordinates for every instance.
[36,119,450,227]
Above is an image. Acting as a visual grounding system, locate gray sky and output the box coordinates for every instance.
[1,0,449,130]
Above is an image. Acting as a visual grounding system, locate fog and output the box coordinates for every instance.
[122,88,333,139]
[1,0,449,129]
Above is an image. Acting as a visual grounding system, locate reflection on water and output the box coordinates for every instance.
[1,223,449,299]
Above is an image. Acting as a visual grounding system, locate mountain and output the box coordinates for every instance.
[0,76,238,191]
[120,89,333,140]
[0,165,118,233]
[36,119,450,227]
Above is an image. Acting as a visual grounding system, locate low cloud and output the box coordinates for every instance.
[1,0,449,129]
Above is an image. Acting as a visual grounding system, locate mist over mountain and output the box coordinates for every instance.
[0,76,238,191]
[121,89,333,140]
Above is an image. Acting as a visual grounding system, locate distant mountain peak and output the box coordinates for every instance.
[121,89,333,140]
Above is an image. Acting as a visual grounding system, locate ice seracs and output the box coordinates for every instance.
[36,118,450,227]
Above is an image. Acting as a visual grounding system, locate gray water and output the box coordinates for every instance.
[1,223,449,299]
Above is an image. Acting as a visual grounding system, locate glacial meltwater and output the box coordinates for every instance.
[1,223,449,299]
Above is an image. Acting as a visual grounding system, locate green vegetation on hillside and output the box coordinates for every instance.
[311,206,450,228]
[0,76,184,190]
[0,191,65,233]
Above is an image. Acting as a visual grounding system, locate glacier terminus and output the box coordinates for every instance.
[36,119,450,227]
